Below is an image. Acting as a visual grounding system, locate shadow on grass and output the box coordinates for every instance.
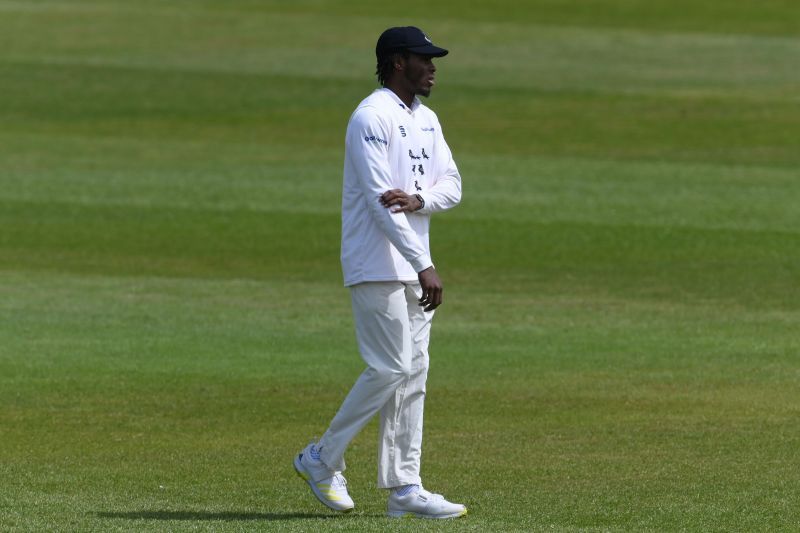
[95,510,337,521]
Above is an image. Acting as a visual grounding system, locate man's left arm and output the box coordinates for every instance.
[416,163,460,214]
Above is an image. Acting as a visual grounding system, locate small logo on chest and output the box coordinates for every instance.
[399,125,406,137]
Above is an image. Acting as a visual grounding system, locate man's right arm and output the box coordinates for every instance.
[416,266,443,311]
[346,107,433,274]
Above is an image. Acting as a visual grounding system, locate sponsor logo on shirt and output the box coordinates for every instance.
[399,125,406,137]
[364,135,388,145]
[421,126,435,132]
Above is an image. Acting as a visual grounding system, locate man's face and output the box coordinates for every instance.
[402,53,436,97]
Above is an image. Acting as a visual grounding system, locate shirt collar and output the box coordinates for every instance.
[379,87,421,114]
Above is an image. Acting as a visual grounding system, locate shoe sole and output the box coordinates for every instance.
[293,454,354,513]
[387,508,468,519]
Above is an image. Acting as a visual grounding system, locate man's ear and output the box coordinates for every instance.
[393,53,406,72]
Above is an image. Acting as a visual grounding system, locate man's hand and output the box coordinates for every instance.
[380,189,422,213]
[417,266,443,312]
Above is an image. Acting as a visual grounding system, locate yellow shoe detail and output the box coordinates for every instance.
[317,484,343,502]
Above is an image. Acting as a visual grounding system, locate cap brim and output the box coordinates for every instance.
[406,44,449,57]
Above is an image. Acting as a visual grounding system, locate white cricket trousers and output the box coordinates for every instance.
[317,281,433,489]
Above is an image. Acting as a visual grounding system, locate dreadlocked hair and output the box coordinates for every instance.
[376,51,409,86]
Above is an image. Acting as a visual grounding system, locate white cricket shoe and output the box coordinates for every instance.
[387,486,467,519]
[293,443,354,513]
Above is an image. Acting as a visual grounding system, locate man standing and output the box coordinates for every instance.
[294,26,465,519]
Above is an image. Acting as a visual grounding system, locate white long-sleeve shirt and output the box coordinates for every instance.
[341,88,462,287]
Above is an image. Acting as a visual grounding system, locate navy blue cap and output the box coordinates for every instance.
[376,26,449,59]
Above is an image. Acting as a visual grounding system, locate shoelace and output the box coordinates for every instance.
[330,474,347,489]
[415,488,444,502]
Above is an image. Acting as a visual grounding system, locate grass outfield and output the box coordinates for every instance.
[2,1,800,531]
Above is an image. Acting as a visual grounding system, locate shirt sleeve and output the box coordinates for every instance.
[416,118,462,215]
[346,106,433,273]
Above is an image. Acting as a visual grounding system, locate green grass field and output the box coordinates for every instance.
[2,1,800,531]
